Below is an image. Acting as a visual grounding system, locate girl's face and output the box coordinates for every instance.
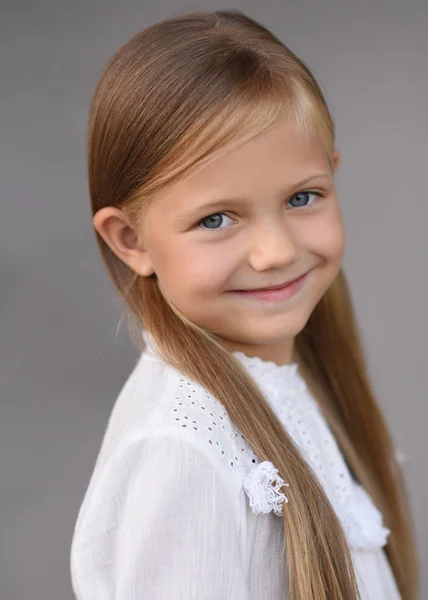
[104,120,345,364]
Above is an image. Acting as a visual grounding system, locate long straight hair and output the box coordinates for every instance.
[87,9,419,599]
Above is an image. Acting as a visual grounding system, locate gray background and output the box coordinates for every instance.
[1,1,427,598]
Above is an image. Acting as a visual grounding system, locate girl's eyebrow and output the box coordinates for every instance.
[174,171,332,222]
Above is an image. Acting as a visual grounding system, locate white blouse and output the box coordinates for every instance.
[70,330,402,599]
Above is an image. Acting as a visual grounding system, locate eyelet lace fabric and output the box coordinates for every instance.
[141,329,391,550]
[232,350,391,549]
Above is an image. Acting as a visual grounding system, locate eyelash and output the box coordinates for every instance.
[195,190,323,232]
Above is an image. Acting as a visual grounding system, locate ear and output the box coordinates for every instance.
[332,148,341,173]
[92,207,155,277]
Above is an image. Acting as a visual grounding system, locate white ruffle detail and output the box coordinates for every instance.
[233,350,392,550]
[242,461,290,517]
[332,483,391,548]
[232,350,305,393]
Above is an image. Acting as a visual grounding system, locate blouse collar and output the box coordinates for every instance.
[232,350,307,395]
[141,328,306,394]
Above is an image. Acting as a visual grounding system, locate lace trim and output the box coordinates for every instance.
[141,328,392,549]
[232,349,392,549]
[332,483,391,548]
[242,461,290,516]
[242,463,390,548]
[233,350,306,393]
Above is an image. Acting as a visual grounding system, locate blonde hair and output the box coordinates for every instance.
[87,9,419,599]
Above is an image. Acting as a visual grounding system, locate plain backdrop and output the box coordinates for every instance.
[1,0,427,598]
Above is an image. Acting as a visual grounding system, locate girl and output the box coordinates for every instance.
[70,9,419,600]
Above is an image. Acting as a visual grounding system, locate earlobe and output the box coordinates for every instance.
[138,260,156,277]
[92,206,155,277]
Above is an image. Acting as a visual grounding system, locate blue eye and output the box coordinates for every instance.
[287,191,321,209]
[197,213,234,231]
[196,190,322,231]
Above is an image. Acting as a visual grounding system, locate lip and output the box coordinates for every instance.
[229,270,311,303]
[238,272,309,292]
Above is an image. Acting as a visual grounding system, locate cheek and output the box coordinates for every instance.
[182,245,236,292]
[308,208,346,262]
[153,236,233,297]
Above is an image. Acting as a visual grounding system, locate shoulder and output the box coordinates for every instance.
[71,393,254,557]
[98,351,260,476]
[77,352,262,522]
[165,367,260,474]
[71,351,287,578]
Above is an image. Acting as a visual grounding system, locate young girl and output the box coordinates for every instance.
[70,9,419,600]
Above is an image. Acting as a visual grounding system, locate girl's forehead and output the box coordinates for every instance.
[170,125,329,193]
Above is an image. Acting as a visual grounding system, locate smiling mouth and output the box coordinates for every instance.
[234,271,310,292]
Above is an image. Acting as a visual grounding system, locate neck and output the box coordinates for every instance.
[216,335,296,366]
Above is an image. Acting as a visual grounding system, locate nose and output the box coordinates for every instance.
[247,220,300,272]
